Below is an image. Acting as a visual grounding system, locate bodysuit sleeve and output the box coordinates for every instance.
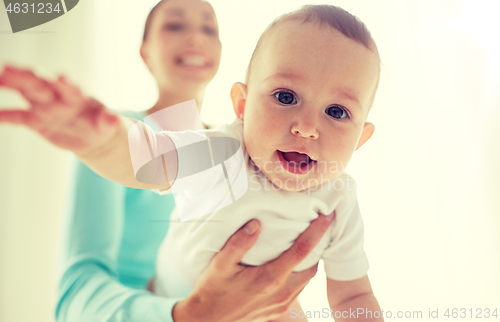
[151,122,247,222]
[321,187,369,281]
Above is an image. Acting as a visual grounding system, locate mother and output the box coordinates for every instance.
[0,0,333,321]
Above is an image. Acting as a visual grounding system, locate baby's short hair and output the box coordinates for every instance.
[245,4,379,84]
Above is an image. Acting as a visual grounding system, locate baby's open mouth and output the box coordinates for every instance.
[277,150,316,174]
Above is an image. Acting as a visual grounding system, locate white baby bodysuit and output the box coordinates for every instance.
[152,118,369,298]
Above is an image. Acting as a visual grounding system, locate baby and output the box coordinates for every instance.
[133,6,379,321]
[0,4,382,321]
[132,5,382,320]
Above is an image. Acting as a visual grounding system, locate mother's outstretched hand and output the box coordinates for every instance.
[0,65,120,156]
[173,212,336,322]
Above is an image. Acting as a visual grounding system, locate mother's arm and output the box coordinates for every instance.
[56,157,183,321]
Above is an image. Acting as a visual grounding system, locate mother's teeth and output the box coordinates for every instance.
[182,57,206,67]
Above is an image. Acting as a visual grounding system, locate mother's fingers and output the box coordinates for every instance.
[267,264,318,315]
[281,263,318,299]
[0,109,30,125]
[52,76,84,106]
[0,66,56,104]
[267,212,335,278]
[289,262,319,287]
[210,219,261,275]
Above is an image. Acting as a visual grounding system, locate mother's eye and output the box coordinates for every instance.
[203,26,217,36]
[163,23,184,31]
[274,91,297,105]
[325,105,348,119]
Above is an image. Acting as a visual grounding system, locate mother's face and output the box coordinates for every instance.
[141,0,221,89]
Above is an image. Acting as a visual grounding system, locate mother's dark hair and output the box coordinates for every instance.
[143,0,168,42]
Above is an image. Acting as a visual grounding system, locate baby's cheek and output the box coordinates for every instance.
[320,144,354,176]
[243,126,262,157]
[261,111,286,135]
[249,115,275,141]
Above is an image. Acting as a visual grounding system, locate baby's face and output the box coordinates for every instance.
[236,21,380,192]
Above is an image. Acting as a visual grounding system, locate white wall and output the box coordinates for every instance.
[0,3,88,322]
[0,1,499,321]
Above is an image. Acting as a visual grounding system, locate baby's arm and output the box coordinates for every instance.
[0,65,170,190]
[327,276,383,321]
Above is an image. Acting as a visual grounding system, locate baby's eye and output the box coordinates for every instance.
[164,23,184,31]
[325,106,348,119]
[274,91,297,105]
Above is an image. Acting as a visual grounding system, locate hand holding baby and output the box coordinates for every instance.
[173,213,335,322]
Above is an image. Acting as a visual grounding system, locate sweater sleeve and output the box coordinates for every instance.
[55,156,184,322]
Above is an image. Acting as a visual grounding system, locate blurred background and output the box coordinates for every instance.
[0,0,499,321]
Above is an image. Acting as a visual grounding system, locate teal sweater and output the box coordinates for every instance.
[56,111,183,321]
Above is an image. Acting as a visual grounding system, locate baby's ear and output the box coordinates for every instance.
[355,122,375,151]
[231,82,247,120]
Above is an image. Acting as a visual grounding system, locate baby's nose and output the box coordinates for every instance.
[290,117,319,139]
